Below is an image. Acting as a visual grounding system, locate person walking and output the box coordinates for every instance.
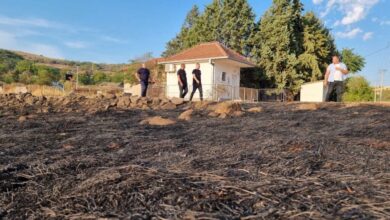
[135,63,151,97]
[324,55,349,102]
[177,64,188,98]
[189,63,203,101]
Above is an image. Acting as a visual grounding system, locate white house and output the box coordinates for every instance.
[300,81,327,102]
[159,42,255,101]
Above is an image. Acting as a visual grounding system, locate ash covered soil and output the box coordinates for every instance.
[0,94,389,219]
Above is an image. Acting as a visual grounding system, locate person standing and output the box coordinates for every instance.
[135,63,151,97]
[190,63,203,101]
[177,64,188,98]
[324,55,349,102]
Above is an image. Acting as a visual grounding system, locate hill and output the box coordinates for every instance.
[0,49,148,85]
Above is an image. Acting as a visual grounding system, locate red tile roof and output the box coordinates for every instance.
[160,42,255,66]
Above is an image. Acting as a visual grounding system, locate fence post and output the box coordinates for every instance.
[231,85,233,100]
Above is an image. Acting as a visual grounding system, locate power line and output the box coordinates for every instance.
[365,42,390,57]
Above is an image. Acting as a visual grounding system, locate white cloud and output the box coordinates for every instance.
[0,14,94,34]
[313,0,324,4]
[101,36,128,44]
[0,15,54,28]
[372,17,390,25]
[335,28,362,39]
[65,41,88,49]
[318,0,380,26]
[362,32,373,40]
[0,29,63,59]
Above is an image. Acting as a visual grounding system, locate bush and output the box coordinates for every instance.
[343,76,374,102]
[78,73,94,85]
[2,72,17,83]
[92,71,107,84]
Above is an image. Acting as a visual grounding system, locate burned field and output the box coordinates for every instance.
[0,94,389,219]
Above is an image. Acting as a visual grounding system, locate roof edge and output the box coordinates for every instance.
[158,56,228,64]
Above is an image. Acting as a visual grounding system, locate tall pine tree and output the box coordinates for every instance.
[218,0,256,56]
[251,0,305,97]
[162,5,200,57]
[163,0,256,57]
[187,0,222,46]
[298,11,337,81]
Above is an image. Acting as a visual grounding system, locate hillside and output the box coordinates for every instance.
[11,50,126,72]
[0,49,147,85]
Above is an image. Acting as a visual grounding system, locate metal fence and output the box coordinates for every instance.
[143,84,285,102]
[0,83,286,102]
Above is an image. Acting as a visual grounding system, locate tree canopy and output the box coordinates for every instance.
[341,48,365,73]
[162,0,366,97]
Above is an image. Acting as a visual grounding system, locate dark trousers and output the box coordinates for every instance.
[140,81,148,97]
[190,83,203,101]
[179,83,188,98]
[325,81,344,102]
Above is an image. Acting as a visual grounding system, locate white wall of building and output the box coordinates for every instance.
[213,60,241,100]
[300,81,326,102]
[164,59,243,100]
[166,62,214,100]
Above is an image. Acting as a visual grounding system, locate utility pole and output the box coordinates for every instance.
[379,69,386,102]
[76,66,79,90]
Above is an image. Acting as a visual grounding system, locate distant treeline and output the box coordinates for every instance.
[0,49,141,86]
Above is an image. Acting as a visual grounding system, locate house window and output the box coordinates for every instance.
[222,72,226,81]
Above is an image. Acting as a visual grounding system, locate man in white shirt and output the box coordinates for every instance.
[324,55,349,102]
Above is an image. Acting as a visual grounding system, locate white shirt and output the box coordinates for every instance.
[327,63,347,82]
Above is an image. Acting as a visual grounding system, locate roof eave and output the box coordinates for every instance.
[158,56,228,64]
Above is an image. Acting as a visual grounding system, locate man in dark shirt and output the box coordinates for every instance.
[135,63,151,97]
[190,63,203,101]
[177,64,188,98]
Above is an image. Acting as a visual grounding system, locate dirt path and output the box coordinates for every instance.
[1,99,389,219]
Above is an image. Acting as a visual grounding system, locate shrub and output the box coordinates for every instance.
[343,76,374,102]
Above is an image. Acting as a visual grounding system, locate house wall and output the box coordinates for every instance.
[166,62,214,100]
[300,81,326,102]
[213,60,241,100]
[164,60,243,100]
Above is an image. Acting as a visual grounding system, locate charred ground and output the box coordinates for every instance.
[0,94,389,219]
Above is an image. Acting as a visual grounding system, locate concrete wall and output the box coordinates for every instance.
[300,81,326,102]
[124,83,141,96]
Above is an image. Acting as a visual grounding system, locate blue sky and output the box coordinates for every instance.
[0,0,389,85]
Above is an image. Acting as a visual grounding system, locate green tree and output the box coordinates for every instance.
[343,76,373,102]
[19,72,35,84]
[341,48,365,73]
[298,11,337,81]
[0,49,23,75]
[162,5,200,57]
[218,0,256,56]
[110,72,125,83]
[15,60,35,74]
[252,0,305,97]
[35,65,60,85]
[163,0,256,57]
[92,71,108,84]
[187,0,221,47]
[78,72,94,85]
[1,71,18,83]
